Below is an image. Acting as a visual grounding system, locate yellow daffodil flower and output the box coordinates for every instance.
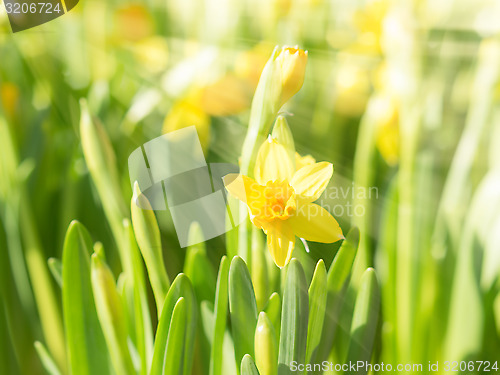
[224,137,343,268]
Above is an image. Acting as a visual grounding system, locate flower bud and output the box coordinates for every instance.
[271,116,295,169]
[274,46,308,107]
[254,312,278,375]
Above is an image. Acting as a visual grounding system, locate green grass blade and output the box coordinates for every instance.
[91,245,135,375]
[305,260,327,364]
[241,354,261,375]
[47,258,62,288]
[263,292,281,339]
[34,341,62,375]
[229,256,258,375]
[210,256,230,375]
[184,224,216,303]
[124,219,154,375]
[131,182,170,313]
[62,221,109,375]
[79,99,127,251]
[251,227,268,311]
[316,227,359,363]
[164,297,187,375]
[344,268,380,375]
[150,273,197,375]
[278,259,308,375]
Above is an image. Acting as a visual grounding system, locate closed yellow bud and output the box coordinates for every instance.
[254,312,278,375]
[274,46,308,107]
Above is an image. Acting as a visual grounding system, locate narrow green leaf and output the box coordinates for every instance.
[201,301,215,344]
[316,227,359,363]
[124,219,153,375]
[150,273,197,375]
[250,227,268,311]
[131,182,170,313]
[184,224,216,303]
[229,256,258,375]
[278,259,308,375]
[79,98,128,250]
[164,297,187,375]
[255,312,278,375]
[210,256,230,375]
[184,226,216,371]
[91,245,135,375]
[241,354,261,375]
[264,292,281,339]
[225,196,239,260]
[62,221,108,375]
[344,268,380,375]
[34,341,62,375]
[305,260,327,364]
[328,227,360,292]
[47,258,62,288]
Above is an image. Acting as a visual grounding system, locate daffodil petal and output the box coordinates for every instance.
[288,203,343,243]
[254,137,294,185]
[295,152,316,171]
[223,174,270,220]
[265,221,295,268]
[290,162,333,202]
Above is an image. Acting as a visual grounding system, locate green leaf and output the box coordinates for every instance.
[264,292,281,339]
[124,219,153,375]
[47,258,62,288]
[79,98,127,250]
[164,297,187,375]
[344,268,380,375]
[131,182,170,313]
[229,256,258,375]
[241,354,261,375]
[150,273,197,375]
[250,227,268,311]
[184,224,216,303]
[62,221,109,375]
[34,341,62,375]
[255,312,278,375]
[305,260,327,364]
[316,227,359,364]
[278,259,308,375]
[210,256,230,375]
[91,245,135,375]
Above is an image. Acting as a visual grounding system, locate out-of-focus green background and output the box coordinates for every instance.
[1,0,500,373]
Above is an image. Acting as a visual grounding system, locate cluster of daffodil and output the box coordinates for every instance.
[1,43,381,375]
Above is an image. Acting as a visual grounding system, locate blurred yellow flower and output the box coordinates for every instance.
[0,82,20,118]
[334,62,371,117]
[373,94,399,165]
[199,74,252,116]
[132,37,169,74]
[351,0,389,55]
[235,43,274,86]
[113,4,154,43]
[275,46,308,107]
[163,98,211,150]
[224,137,343,268]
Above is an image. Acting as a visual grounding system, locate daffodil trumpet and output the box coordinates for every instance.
[224,136,344,268]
